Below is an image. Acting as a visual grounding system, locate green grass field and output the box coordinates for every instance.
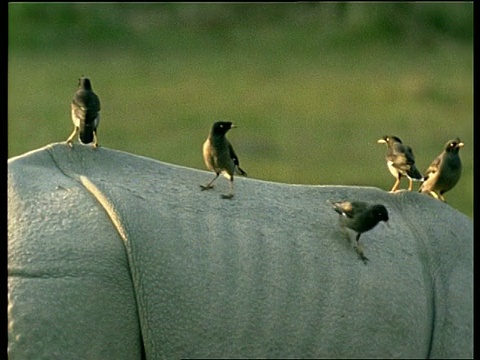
[8,3,473,217]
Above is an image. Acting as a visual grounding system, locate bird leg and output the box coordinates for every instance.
[200,173,219,191]
[339,226,369,264]
[408,178,414,191]
[65,127,79,148]
[221,178,235,199]
[356,248,369,264]
[430,191,446,202]
[92,130,99,149]
[340,224,349,240]
[354,234,369,264]
[390,176,401,192]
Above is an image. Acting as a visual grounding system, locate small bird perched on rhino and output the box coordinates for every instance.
[200,121,247,199]
[329,200,389,264]
[66,76,101,149]
[377,135,423,192]
[419,138,464,202]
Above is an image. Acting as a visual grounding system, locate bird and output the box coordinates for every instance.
[377,135,423,192]
[65,76,101,149]
[419,138,464,202]
[329,200,389,264]
[200,121,247,199]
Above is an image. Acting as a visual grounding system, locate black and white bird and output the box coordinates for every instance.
[66,76,101,149]
[377,135,423,192]
[419,138,464,202]
[200,121,247,199]
[330,200,389,263]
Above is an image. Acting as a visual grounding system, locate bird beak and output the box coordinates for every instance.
[457,142,465,148]
[231,124,237,129]
[377,139,386,144]
[384,220,391,228]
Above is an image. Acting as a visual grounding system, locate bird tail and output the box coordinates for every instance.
[406,166,424,181]
[236,166,247,176]
[418,181,428,193]
[79,123,95,144]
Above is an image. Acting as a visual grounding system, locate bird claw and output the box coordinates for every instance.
[200,185,214,191]
[425,191,446,202]
[359,253,369,264]
[66,141,73,149]
[221,194,234,200]
[354,244,369,264]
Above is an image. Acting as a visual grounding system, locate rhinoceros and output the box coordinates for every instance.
[8,143,473,359]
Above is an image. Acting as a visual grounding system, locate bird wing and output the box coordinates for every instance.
[229,142,247,175]
[333,201,367,219]
[72,90,101,114]
[228,142,239,166]
[403,145,423,179]
[403,145,417,165]
[389,144,415,167]
[423,154,442,181]
[348,201,369,217]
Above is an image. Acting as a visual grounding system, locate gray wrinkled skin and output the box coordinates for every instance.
[8,143,473,359]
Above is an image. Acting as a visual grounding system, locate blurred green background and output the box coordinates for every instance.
[8,3,473,217]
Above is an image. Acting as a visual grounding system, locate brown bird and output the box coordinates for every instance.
[200,121,247,199]
[330,200,389,264]
[377,135,423,192]
[66,76,101,149]
[419,138,464,202]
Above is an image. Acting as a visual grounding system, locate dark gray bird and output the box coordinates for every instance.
[66,77,101,149]
[377,135,423,192]
[330,200,389,263]
[419,138,464,202]
[200,121,247,199]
